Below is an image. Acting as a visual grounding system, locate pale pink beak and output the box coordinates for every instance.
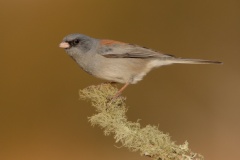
[59,42,70,49]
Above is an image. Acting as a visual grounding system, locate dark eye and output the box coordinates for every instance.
[73,39,80,45]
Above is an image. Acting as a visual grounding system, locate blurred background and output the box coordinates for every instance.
[1,0,239,160]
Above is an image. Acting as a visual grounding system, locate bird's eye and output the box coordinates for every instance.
[73,39,80,45]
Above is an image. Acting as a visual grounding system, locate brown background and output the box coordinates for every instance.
[1,0,240,160]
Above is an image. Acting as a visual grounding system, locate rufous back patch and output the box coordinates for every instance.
[100,39,126,45]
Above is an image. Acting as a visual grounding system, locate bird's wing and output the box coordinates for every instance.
[97,39,174,59]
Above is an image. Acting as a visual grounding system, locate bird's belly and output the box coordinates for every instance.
[93,67,129,84]
[91,57,149,84]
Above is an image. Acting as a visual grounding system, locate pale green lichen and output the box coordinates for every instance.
[79,84,204,160]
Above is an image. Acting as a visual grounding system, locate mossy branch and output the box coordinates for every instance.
[79,84,204,160]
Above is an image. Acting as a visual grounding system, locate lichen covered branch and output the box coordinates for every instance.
[79,84,204,160]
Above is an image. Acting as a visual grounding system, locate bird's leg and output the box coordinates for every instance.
[113,82,129,98]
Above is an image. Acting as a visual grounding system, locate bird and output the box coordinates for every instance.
[59,33,222,97]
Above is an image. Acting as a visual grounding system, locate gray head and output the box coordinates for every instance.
[59,33,96,56]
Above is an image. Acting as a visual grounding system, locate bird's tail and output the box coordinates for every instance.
[171,58,222,65]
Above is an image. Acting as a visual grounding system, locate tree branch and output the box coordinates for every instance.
[79,84,204,160]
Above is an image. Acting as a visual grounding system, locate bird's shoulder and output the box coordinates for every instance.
[97,39,174,59]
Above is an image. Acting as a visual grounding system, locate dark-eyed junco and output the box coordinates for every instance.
[59,33,222,96]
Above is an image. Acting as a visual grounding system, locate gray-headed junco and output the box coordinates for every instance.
[59,33,222,96]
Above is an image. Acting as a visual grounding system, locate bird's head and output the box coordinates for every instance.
[59,33,95,56]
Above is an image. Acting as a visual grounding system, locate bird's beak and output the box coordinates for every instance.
[59,42,70,49]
